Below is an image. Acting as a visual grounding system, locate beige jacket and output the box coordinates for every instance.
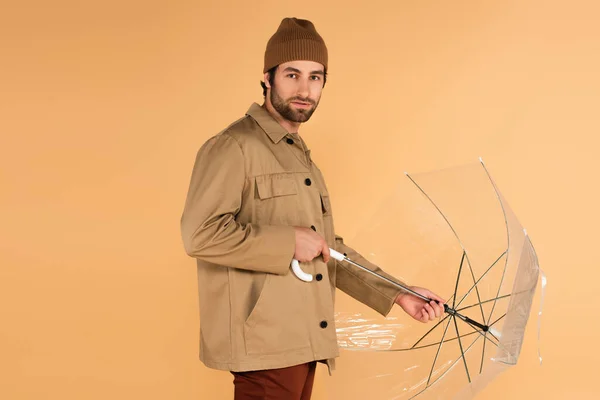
[180,103,405,374]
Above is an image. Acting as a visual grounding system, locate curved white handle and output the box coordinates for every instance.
[291,248,346,281]
[291,259,313,282]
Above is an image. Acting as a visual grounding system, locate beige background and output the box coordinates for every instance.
[1,0,598,399]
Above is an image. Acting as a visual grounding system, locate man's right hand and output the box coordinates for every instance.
[293,227,331,263]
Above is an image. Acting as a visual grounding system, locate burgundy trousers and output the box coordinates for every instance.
[230,361,317,400]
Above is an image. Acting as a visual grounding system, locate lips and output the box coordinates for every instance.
[291,101,311,108]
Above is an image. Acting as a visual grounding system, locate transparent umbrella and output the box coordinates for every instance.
[309,159,545,400]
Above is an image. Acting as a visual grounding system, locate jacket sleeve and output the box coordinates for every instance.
[180,133,296,275]
[334,234,407,317]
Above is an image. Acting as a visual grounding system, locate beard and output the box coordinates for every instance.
[270,86,320,123]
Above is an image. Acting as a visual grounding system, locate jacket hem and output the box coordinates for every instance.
[200,352,339,373]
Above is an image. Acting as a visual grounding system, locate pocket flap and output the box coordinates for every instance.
[255,173,298,199]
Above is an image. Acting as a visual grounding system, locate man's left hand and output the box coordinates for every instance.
[395,287,446,323]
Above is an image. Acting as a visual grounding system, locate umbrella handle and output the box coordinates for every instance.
[291,248,345,282]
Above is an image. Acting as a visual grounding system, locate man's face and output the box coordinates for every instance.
[266,60,325,123]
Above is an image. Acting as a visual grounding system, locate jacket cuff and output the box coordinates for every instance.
[335,262,404,317]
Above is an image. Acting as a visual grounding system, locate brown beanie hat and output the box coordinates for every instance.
[263,17,328,73]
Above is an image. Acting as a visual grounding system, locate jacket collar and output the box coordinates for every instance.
[246,103,289,144]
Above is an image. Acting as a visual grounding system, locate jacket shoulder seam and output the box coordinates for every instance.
[219,131,247,178]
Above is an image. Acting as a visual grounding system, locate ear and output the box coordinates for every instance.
[263,72,272,89]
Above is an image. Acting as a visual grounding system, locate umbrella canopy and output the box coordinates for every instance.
[326,160,542,400]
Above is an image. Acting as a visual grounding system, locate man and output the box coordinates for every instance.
[180,17,445,400]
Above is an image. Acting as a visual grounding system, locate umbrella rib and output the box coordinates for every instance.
[426,315,454,386]
[479,335,488,374]
[411,315,451,349]
[453,314,471,383]
[454,250,507,309]
[456,293,512,312]
[465,254,487,329]
[485,250,510,326]
[488,264,509,326]
[479,160,512,326]
[405,172,470,264]
[457,287,531,313]
[489,313,507,328]
[408,335,483,399]
[412,330,479,350]
[452,251,466,309]
[408,327,505,399]
[480,329,500,347]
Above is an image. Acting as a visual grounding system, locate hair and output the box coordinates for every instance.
[261,65,328,97]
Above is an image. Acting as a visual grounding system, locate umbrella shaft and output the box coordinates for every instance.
[339,257,490,331]
[454,312,488,332]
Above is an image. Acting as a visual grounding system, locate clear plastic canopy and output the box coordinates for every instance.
[328,160,541,400]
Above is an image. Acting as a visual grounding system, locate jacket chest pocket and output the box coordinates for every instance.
[254,173,299,224]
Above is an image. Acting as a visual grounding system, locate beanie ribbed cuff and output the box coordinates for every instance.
[264,39,328,73]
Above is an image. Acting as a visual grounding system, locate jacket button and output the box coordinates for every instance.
[320,320,328,329]
[305,178,312,186]
[310,225,316,231]
[286,138,294,144]
[316,273,323,281]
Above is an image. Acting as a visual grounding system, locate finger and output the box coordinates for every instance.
[420,309,428,323]
[424,303,436,321]
[437,303,445,317]
[428,292,446,305]
[438,301,446,313]
[430,301,442,318]
[427,303,437,320]
[322,242,330,263]
[429,297,445,307]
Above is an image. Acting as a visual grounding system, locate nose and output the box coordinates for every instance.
[296,77,310,99]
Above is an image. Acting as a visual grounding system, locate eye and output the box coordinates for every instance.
[310,76,321,81]
[287,74,297,79]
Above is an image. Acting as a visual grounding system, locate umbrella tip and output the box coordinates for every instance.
[404,171,408,176]
[524,228,528,236]
[489,327,502,338]
[479,156,484,164]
